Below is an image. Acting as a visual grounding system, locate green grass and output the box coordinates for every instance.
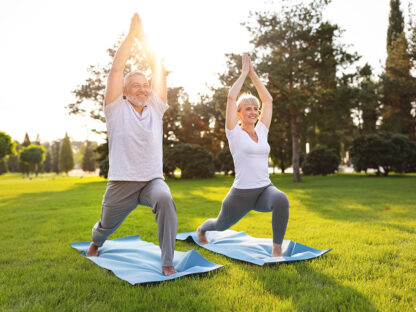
[0,173,415,311]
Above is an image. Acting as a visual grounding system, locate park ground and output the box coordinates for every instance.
[0,173,415,311]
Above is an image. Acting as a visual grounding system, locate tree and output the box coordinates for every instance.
[22,133,31,147]
[19,145,45,176]
[19,132,31,175]
[59,133,74,174]
[247,0,358,181]
[387,0,405,50]
[0,131,15,160]
[381,1,416,140]
[51,140,60,174]
[95,139,108,178]
[0,159,6,175]
[354,64,380,135]
[382,32,416,139]
[82,140,96,172]
[43,151,52,173]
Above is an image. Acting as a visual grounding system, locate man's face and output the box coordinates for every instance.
[124,74,151,105]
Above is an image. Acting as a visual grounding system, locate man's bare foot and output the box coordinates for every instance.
[272,243,283,257]
[86,242,99,257]
[196,227,209,245]
[162,266,177,276]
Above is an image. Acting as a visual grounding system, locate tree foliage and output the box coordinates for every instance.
[381,1,416,140]
[19,144,46,176]
[82,140,96,172]
[51,141,60,174]
[0,131,15,160]
[59,133,74,174]
[387,0,405,50]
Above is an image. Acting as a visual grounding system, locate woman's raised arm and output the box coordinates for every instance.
[226,54,250,130]
[249,63,273,129]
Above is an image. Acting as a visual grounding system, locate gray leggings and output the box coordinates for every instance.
[200,184,289,244]
[91,179,177,267]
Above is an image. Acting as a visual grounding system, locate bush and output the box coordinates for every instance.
[163,146,178,178]
[99,156,109,179]
[215,146,234,176]
[164,143,215,179]
[302,146,339,176]
[349,132,416,176]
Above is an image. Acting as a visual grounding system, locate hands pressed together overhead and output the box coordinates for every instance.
[129,13,144,39]
[242,53,256,77]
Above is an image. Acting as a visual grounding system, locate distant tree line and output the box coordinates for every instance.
[0,131,97,177]
[64,0,416,179]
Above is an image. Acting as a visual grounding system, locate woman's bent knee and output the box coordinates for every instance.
[273,191,289,211]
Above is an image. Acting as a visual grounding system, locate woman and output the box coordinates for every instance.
[197,54,289,257]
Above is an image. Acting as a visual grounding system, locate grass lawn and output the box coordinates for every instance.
[0,172,415,311]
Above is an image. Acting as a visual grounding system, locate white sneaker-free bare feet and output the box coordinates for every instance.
[196,227,209,245]
[162,266,177,276]
[86,242,99,257]
[272,243,283,257]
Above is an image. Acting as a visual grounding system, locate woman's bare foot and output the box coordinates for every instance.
[162,266,177,276]
[86,242,99,257]
[272,243,283,257]
[196,227,209,245]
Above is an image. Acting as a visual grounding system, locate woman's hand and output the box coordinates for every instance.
[241,54,250,76]
[248,57,256,77]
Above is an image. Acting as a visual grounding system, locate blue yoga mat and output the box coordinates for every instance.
[177,230,332,265]
[71,235,223,284]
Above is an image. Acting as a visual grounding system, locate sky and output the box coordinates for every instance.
[0,0,413,143]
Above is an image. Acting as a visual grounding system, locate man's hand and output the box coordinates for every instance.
[129,13,144,39]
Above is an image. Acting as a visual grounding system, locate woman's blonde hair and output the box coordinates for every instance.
[236,93,260,112]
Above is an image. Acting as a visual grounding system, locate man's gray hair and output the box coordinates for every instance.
[236,93,260,111]
[123,71,148,86]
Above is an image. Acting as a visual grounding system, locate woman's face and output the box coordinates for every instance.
[238,103,259,126]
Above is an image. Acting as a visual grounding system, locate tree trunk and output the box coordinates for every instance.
[290,107,301,182]
[410,121,415,141]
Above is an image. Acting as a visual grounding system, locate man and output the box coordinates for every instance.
[86,13,177,276]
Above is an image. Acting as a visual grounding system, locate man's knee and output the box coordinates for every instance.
[153,191,176,213]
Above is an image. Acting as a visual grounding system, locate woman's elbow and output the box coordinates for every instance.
[227,94,237,103]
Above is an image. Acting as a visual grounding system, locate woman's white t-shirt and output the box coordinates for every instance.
[225,121,271,189]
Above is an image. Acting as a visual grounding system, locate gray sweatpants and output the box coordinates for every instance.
[91,178,177,267]
[200,184,289,244]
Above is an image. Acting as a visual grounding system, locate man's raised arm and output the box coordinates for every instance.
[137,25,168,103]
[105,14,140,105]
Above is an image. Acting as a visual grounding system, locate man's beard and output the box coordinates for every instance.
[127,94,148,107]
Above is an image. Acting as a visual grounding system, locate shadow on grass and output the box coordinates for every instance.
[272,174,416,234]
[251,259,377,311]
[0,178,226,245]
